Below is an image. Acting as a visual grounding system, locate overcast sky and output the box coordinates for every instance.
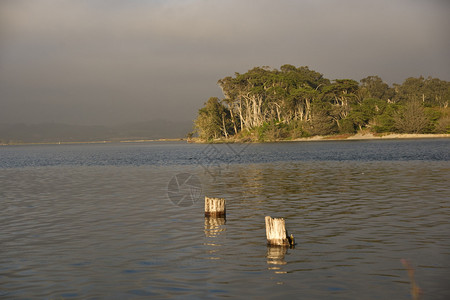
[1,0,449,125]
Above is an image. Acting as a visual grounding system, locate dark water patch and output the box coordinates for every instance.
[1,139,449,169]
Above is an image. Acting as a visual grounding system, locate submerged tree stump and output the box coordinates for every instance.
[205,196,226,217]
[265,216,295,247]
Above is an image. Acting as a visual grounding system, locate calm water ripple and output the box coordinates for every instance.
[1,139,449,299]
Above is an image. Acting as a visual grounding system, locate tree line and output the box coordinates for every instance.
[193,65,449,141]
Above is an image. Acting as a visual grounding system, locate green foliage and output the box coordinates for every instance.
[393,76,450,107]
[433,107,450,133]
[424,107,442,133]
[194,65,450,140]
[256,122,287,142]
[372,104,397,133]
[393,101,430,133]
[435,116,450,133]
[194,97,231,140]
[307,109,337,136]
[339,118,356,134]
[360,75,393,100]
[286,119,310,139]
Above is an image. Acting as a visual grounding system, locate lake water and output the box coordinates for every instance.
[1,139,449,299]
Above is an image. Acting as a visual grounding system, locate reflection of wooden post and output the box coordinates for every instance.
[267,246,287,265]
[204,217,226,237]
[265,216,294,246]
[205,197,226,217]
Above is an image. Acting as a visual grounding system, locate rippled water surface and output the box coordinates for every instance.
[1,139,449,299]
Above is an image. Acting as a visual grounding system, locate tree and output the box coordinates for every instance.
[195,65,449,140]
[393,76,450,107]
[394,101,429,133]
[425,77,450,108]
[371,103,398,133]
[323,79,359,129]
[360,76,393,101]
[307,109,336,136]
[435,115,450,133]
[194,97,230,140]
[347,98,390,132]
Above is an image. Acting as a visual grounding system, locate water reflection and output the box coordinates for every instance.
[204,217,226,260]
[267,246,288,279]
[267,246,288,266]
[204,217,226,238]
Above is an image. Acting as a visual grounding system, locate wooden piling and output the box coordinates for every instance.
[265,216,294,247]
[205,196,226,217]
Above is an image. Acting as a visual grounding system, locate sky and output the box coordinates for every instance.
[1,0,449,126]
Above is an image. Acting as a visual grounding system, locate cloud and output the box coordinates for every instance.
[0,0,449,125]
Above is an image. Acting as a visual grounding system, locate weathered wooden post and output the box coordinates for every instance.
[205,196,226,218]
[265,216,295,247]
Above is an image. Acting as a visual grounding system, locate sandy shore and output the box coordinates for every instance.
[189,133,450,143]
[290,133,450,142]
[4,134,448,145]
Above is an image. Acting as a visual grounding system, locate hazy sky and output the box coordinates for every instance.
[1,0,449,125]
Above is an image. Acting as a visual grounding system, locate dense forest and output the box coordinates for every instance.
[193,65,450,142]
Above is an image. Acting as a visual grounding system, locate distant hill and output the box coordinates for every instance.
[0,120,193,144]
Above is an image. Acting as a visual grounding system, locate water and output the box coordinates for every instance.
[1,139,449,299]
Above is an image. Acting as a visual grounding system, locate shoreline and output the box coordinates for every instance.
[190,133,450,143]
[295,133,450,142]
[1,133,449,146]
